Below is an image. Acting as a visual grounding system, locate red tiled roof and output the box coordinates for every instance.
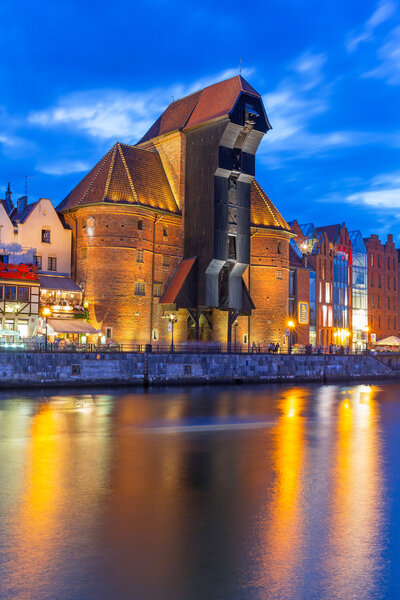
[0,263,39,281]
[160,257,196,304]
[138,75,262,143]
[58,142,180,214]
[250,180,291,231]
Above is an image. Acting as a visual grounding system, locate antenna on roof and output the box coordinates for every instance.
[239,57,243,75]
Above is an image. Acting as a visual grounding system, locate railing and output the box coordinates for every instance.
[0,341,394,356]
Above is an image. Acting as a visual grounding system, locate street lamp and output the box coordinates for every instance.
[288,320,295,355]
[363,325,369,355]
[169,313,177,352]
[42,307,51,351]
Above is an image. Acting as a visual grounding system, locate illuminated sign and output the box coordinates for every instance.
[298,302,309,324]
[371,333,376,343]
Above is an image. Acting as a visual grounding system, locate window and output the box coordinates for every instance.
[163,227,168,237]
[153,283,162,297]
[277,242,282,255]
[378,295,381,308]
[378,255,381,268]
[370,274,374,287]
[371,253,375,267]
[0,285,3,300]
[319,281,323,303]
[388,276,391,290]
[106,327,113,339]
[48,257,57,271]
[395,317,397,330]
[289,271,295,296]
[371,295,374,308]
[42,229,50,243]
[276,269,282,280]
[162,255,170,267]
[325,282,331,303]
[18,287,29,302]
[228,235,237,260]
[5,286,16,301]
[394,277,397,291]
[152,329,159,340]
[243,334,248,344]
[379,316,381,328]
[388,297,391,309]
[137,220,143,231]
[134,281,145,296]
[80,248,87,259]
[0,255,9,264]
[33,255,42,268]
[136,250,144,263]
[322,304,328,327]
[378,274,381,288]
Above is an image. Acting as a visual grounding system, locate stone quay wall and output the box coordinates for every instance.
[0,352,398,388]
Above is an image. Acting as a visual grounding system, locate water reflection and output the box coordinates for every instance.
[0,384,390,599]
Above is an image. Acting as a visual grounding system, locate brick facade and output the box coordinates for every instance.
[364,234,399,341]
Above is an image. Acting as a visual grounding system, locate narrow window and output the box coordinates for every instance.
[106,327,113,339]
[41,229,51,243]
[33,255,42,268]
[162,255,170,267]
[163,226,168,237]
[378,274,381,288]
[0,285,3,300]
[134,281,145,296]
[48,257,57,271]
[228,235,237,260]
[0,255,9,264]
[136,250,144,263]
[243,334,248,344]
[276,269,282,280]
[152,329,159,340]
[137,220,143,231]
[153,283,162,297]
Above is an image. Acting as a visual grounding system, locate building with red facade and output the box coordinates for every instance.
[364,234,399,341]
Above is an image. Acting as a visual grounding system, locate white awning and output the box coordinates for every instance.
[47,319,100,334]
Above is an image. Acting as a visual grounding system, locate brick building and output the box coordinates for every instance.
[59,76,292,347]
[364,234,398,341]
[288,243,310,348]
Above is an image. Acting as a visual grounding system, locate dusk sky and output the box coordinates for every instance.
[1,0,399,239]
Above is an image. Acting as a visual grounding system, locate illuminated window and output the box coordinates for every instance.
[153,283,162,297]
[322,304,328,327]
[134,281,145,296]
[136,250,144,263]
[328,306,333,327]
[371,253,374,267]
[41,229,50,243]
[325,282,330,303]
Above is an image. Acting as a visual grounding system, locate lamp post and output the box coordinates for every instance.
[42,307,51,351]
[363,325,369,355]
[169,313,177,352]
[288,320,295,355]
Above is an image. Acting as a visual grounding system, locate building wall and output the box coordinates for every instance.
[292,266,310,347]
[248,229,291,347]
[365,234,399,341]
[307,234,335,347]
[64,205,184,345]
[0,198,71,274]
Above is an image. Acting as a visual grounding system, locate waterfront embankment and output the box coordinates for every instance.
[1,351,399,387]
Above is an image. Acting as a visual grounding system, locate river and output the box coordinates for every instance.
[0,382,399,599]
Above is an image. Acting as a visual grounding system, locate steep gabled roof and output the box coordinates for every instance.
[316,224,341,243]
[10,201,39,224]
[250,180,291,231]
[138,75,264,144]
[58,142,180,214]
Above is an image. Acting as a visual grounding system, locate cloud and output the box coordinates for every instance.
[28,67,255,143]
[346,171,400,210]
[346,0,397,52]
[363,25,400,84]
[36,159,91,175]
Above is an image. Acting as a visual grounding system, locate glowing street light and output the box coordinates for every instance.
[288,320,295,355]
[169,313,177,352]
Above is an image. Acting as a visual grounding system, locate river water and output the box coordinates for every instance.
[0,382,399,599]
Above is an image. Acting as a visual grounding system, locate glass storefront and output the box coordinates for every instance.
[350,231,368,350]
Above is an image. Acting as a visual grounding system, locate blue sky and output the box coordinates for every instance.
[1,0,399,239]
